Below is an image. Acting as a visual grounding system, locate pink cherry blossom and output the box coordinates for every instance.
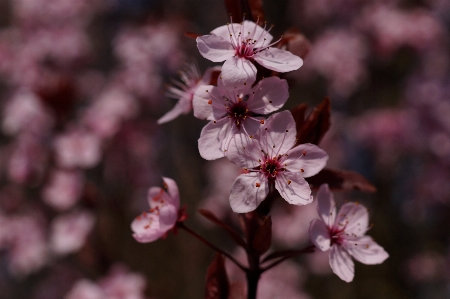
[308,184,389,282]
[226,111,328,213]
[193,76,289,160]
[196,20,303,88]
[131,177,181,243]
[158,63,220,124]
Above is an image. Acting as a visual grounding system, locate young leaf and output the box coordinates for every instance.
[198,209,247,248]
[205,254,229,299]
[248,0,265,23]
[224,0,265,23]
[305,168,377,192]
[185,32,201,39]
[277,29,311,60]
[290,103,308,138]
[252,216,272,254]
[296,97,331,145]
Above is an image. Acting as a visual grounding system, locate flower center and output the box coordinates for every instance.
[329,226,345,246]
[235,39,255,58]
[260,156,284,180]
[228,100,249,127]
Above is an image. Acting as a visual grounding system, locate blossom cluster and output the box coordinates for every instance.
[130,16,388,287]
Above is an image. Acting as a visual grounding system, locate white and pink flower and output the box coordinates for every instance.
[158,63,220,124]
[194,76,289,160]
[226,111,328,213]
[196,20,303,88]
[308,184,389,282]
[131,177,181,243]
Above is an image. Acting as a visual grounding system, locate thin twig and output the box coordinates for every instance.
[261,245,315,272]
[178,222,247,271]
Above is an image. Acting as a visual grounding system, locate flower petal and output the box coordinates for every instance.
[275,172,312,205]
[220,57,257,89]
[254,47,303,72]
[131,213,164,243]
[336,202,369,237]
[247,77,289,115]
[196,35,235,62]
[226,135,260,169]
[329,245,355,282]
[258,111,296,157]
[147,187,168,208]
[315,184,336,227]
[162,177,180,208]
[198,118,232,160]
[309,218,331,251]
[193,85,227,121]
[211,21,273,47]
[344,236,389,265]
[229,173,269,213]
[158,204,178,231]
[157,95,191,124]
[284,143,328,177]
[242,20,273,47]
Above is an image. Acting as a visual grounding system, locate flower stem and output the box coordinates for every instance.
[178,222,247,271]
[261,245,315,272]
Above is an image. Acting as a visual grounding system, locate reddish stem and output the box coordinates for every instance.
[177,222,247,271]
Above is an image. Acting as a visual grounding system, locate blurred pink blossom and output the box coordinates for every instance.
[271,202,318,247]
[2,213,48,276]
[357,4,445,56]
[114,24,183,70]
[49,210,95,255]
[7,133,48,185]
[42,169,84,211]
[65,280,105,299]
[83,87,137,138]
[65,265,147,299]
[98,264,147,299]
[12,0,105,28]
[54,129,102,169]
[306,29,368,97]
[199,158,242,222]
[2,90,54,136]
[406,251,448,283]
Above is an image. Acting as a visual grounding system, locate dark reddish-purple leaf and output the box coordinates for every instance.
[252,216,272,254]
[209,70,222,86]
[248,0,265,23]
[199,209,247,248]
[205,254,229,299]
[278,29,311,60]
[224,0,264,23]
[238,211,265,245]
[225,0,245,22]
[306,168,377,193]
[185,31,201,39]
[296,97,331,145]
[228,282,246,299]
[290,103,308,138]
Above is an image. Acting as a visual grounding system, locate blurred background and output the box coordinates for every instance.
[0,0,449,298]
